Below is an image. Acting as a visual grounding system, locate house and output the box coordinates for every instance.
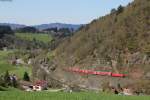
[28,59,32,65]
[10,58,25,65]
[20,80,48,91]
[33,80,48,91]
[123,88,133,95]
[16,58,25,65]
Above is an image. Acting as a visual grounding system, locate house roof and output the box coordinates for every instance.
[34,80,47,86]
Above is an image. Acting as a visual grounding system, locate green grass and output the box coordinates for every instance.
[0,91,150,100]
[0,51,14,73]
[0,50,31,78]
[0,50,12,59]
[0,61,15,73]
[9,66,32,79]
[15,33,52,43]
[0,86,21,91]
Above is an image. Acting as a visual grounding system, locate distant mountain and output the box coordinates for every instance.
[0,23,26,30]
[33,23,82,31]
[0,23,82,31]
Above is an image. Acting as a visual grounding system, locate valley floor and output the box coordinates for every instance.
[0,91,150,100]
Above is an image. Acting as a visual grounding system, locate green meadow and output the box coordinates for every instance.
[0,91,150,100]
[0,50,31,78]
[15,33,52,43]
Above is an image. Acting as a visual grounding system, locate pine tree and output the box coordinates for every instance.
[111,8,116,14]
[23,72,30,81]
[117,5,124,15]
[0,75,4,87]
[4,71,11,87]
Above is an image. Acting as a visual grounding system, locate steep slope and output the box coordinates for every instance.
[33,0,150,93]
[54,0,150,69]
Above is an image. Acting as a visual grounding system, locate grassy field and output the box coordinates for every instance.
[0,50,15,73]
[0,50,31,78]
[0,91,150,100]
[15,33,52,43]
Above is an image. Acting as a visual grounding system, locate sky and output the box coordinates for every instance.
[0,0,133,25]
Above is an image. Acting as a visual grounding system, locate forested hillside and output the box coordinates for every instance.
[32,0,150,94]
[53,0,150,69]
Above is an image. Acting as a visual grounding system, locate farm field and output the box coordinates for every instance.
[0,91,150,100]
[15,33,53,43]
[0,50,31,78]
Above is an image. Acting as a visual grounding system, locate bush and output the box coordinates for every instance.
[23,72,30,81]
[117,5,124,15]
[111,8,116,14]
[0,75,5,87]
[4,71,11,87]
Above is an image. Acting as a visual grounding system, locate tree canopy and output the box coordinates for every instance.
[15,26,38,33]
[0,25,14,38]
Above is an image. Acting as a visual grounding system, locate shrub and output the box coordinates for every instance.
[23,72,30,81]
[111,8,116,14]
[4,71,11,87]
[117,5,124,15]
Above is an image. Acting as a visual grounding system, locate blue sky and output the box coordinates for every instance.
[0,0,133,25]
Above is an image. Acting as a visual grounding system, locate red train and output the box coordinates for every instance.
[64,68,126,78]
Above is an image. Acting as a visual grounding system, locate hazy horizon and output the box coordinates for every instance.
[0,0,133,25]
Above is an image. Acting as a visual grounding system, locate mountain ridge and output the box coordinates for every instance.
[0,23,82,31]
[33,23,82,31]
